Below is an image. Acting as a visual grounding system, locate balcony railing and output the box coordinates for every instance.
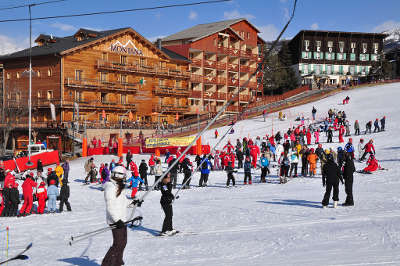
[65,78,137,92]
[191,59,202,67]
[189,90,202,98]
[203,60,216,68]
[228,78,239,87]
[191,74,203,83]
[228,63,239,72]
[216,62,227,70]
[239,94,251,102]
[216,77,226,85]
[240,65,249,72]
[152,86,189,97]
[63,97,137,111]
[153,104,189,113]
[217,46,259,60]
[97,60,190,78]
[204,92,227,101]
[203,76,217,85]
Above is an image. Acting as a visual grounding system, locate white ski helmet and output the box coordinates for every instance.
[111,166,127,181]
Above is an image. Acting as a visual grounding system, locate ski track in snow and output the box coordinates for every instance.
[1,83,400,265]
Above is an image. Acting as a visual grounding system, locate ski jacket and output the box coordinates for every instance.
[236,150,244,161]
[260,157,269,167]
[223,143,234,153]
[276,144,284,156]
[290,152,299,163]
[307,153,318,164]
[364,143,375,154]
[344,143,355,153]
[364,157,379,172]
[62,162,70,174]
[322,160,343,185]
[168,158,179,175]
[60,184,70,200]
[126,152,132,164]
[47,172,59,187]
[47,185,59,199]
[225,165,236,175]
[200,159,212,174]
[139,163,148,176]
[181,158,192,173]
[343,158,355,178]
[129,162,139,177]
[279,156,290,167]
[148,155,155,167]
[36,185,47,200]
[55,165,64,178]
[160,182,174,205]
[244,160,252,173]
[154,164,163,176]
[101,167,110,184]
[104,180,131,224]
[315,147,325,159]
[290,133,296,142]
[22,178,37,196]
[127,176,144,188]
[4,173,15,188]
[354,121,360,130]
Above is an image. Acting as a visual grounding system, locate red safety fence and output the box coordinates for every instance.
[87,145,211,156]
[2,151,60,172]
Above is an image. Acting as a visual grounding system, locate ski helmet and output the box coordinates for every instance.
[111,166,127,181]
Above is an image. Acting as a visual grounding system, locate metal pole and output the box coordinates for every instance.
[197,112,200,133]
[26,5,33,166]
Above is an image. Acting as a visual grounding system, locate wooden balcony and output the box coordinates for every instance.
[191,59,202,67]
[191,74,203,83]
[229,48,240,57]
[65,78,137,93]
[226,105,241,113]
[239,94,251,102]
[204,92,227,101]
[97,60,190,78]
[203,76,217,85]
[228,63,239,72]
[228,78,239,87]
[153,104,189,113]
[240,65,249,72]
[152,86,189,97]
[189,90,202,98]
[240,50,252,59]
[216,62,227,70]
[203,60,216,69]
[62,97,136,111]
[217,46,230,55]
[216,77,226,85]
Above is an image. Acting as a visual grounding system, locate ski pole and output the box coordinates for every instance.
[174,122,235,199]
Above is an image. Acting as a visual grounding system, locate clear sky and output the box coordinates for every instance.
[0,0,399,55]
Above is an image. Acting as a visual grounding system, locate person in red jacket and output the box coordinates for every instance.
[4,171,15,189]
[306,130,312,145]
[222,152,229,169]
[0,189,4,216]
[229,152,235,168]
[148,154,155,175]
[338,125,345,143]
[362,154,380,173]
[360,139,375,161]
[223,141,234,153]
[129,161,139,178]
[249,145,258,168]
[268,135,275,147]
[19,175,37,216]
[36,181,47,214]
[214,129,218,139]
[91,136,97,148]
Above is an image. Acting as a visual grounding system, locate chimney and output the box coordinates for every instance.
[156,38,162,50]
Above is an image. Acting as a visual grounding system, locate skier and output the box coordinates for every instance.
[342,153,355,206]
[47,179,59,213]
[380,116,386,131]
[373,118,380,133]
[199,155,212,187]
[225,161,237,187]
[354,120,360,135]
[362,154,380,173]
[307,148,318,177]
[327,127,333,143]
[102,166,131,266]
[138,160,148,191]
[223,141,234,153]
[236,148,244,169]
[0,189,3,216]
[167,157,179,189]
[181,157,192,189]
[36,181,47,214]
[9,183,20,216]
[126,150,132,169]
[321,154,343,208]
[148,154,155,175]
[360,139,375,161]
[214,129,218,139]
[263,109,267,122]
[314,130,320,144]
[306,130,312,145]
[312,106,317,121]
[338,125,345,143]
[300,146,309,177]
[357,139,364,161]
[19,174,37,216]
[243,156,252,185]
[1,183,11,217]
[55,162,64,186]
[62,160,70,184]
[365,121,372,134]
[126,173,144,199]
[289,148,299,177]
[59,181,72,212]
[159,172,177,236]
[37,159,44,173]
[344,138,355,159]
[337,147,345,169]
[278,152,290,184]
[154,159,163,190]
[259,154,269,183]
[101,164,110,185]
[249,144,259,168]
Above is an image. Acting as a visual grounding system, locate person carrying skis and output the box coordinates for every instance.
[307,148,318,177]
[354,120,360,135]
[360,139,375,161]
[102,166,131,266]
[127,173,144,199]
[243,156,252,185]
[225,161,237,187]
[36,181,47,214]
[380,116,386,131]
[19,174,37,216]
[260,154,269,183]
[321,154,343,208]
[59,180,72,212]
[344,138,355,159]
[47,179,59,213]
[159,172,177,236]
[342,153,355,206]
[199,155,212,187]
[138,160,148,191]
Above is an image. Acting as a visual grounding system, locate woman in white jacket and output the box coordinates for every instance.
[102,166,132,266]
[289,148,299,177]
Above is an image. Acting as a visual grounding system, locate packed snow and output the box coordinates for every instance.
[1,83,400,266]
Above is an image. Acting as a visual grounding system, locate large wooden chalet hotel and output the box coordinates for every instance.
[288,30,387,87]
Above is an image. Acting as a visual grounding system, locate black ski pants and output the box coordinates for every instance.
[59,198,71,212]
[101,226,127,266]
[226,173,235,186]
[244,172,251,183]
[170,172,177,188]
[182,170,191,188]
[327,135,333,143]
[373,125,380,133]
[360,151,371,161]
[260,167,269,182]
[322,182,339,206]
[280,165,289,177]
[139,173,148,190]
[237,160,243,169]
[161,203,173,233]
[302,161,308,176]
[355,128,360,135]
[199,173,209,187]
[344,176,354,205]
[290,163,298,176]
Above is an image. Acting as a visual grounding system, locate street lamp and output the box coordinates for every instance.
[26,4,35,167]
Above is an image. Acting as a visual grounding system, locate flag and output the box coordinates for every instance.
[50,103,56,121]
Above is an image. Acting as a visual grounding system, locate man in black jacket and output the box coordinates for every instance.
[125,150,132,169]
[236,148,244,169]
[138,160,148,191]
[342,153,355,206]
[9,183,20,216]
[160,173,176,236]
[322,155,344,208]
[327,127,333,143]
[181,157,192,189]
[59,181,72,212]
[1,184,11,216]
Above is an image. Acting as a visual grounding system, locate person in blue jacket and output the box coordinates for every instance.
[344,138,355,159]
[268,143,276,161]
[126,172,144,198]
[259,154,269,183]
[243,156,252,184]
[199,155,212,187]
[47,179,59,213]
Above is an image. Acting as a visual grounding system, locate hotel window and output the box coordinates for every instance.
[75,70,83,81]
[350,53,356,61]
[6,73,10,79]
[48,69,52,76]
[247,32,250,39]
[120,55,127,65]
[101,92,107,103]
[315,65,321,75]
[304,40,310,50]
[47,90,53,100]
[75,91,82,102]
[16,72,20,79]
[327,41,333,48]
[176,80,181,88]
[316,40,321,48]
[303,64,308,74]
[102,52,107,60]
[349,66,355,75]
[120,74,127,84]
[100,72,107,82]
[302,51,311,59]
[339,42,344,52]
[362,43,367,54]
[351,42,356,49]
[159,79,164,87]
[326,65,332,75]
[373,43,379,54]
[7,93,10,99]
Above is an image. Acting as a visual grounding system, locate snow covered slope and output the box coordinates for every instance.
[1,83,400,266]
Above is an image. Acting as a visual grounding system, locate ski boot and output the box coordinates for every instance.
[249,180,252,185]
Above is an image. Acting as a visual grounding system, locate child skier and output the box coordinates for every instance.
[307,148,318,177]
[243,156,252,185]
[357,139,364,161]
[138,160,149,191]
[47,179,59,213]
[259,154,270,183]
[19,174,37,216]
[127,173,144,199]
[278,152,290,184]
[225,161,237,187]
[59,181,72,212]
[36,181,47,214]
[289,148,299,177]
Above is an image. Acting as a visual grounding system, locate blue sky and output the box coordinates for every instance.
[0,0,399,54]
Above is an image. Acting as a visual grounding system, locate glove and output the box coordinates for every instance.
[132,199,144,207]
[112,219,125,229]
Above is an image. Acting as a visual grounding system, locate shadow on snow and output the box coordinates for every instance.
[257,199,322,208]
